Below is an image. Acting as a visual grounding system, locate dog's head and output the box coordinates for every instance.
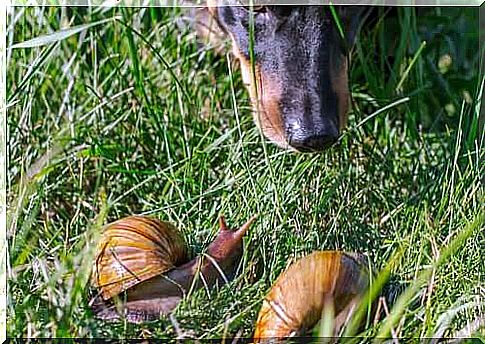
[207,4,365,152]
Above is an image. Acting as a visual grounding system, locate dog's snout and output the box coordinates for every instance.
[207,5,360,152]
[288,121,339,152]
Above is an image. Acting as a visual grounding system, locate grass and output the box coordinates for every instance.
[6,5,484,340]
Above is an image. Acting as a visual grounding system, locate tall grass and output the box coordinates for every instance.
[6,5,484,340]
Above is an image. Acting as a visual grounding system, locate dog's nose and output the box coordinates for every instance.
[288,122,339,152]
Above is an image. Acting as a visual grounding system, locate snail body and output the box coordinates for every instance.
[90,215,255,323]
[253,251,372,341]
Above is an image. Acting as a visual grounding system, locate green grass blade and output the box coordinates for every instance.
[10,17,119,49]
[376,211,484,340]
[395,41,427,93]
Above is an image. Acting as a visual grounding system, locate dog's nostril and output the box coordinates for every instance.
[289,135,337,152]
[288,128,339,152]
[286,116,339,152]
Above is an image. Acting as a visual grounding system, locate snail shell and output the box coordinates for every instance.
[253,251,371,341]
[90,215,256,323]
[92,216,189,300]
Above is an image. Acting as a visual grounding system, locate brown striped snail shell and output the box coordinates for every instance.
[90,214,256,323]
[253,251,372,341]
[92,216,189,301]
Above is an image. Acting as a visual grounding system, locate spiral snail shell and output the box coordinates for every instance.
[90,214,255,323]
[253,251,372,341]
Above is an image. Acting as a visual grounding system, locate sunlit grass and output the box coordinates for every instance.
[6,5,483,340]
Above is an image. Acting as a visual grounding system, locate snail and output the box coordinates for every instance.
[89,214,255,323]
[253,251,373,341]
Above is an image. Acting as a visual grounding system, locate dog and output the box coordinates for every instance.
[189,3,369,152]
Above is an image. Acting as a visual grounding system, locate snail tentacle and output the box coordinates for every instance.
[90,215,256,323]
